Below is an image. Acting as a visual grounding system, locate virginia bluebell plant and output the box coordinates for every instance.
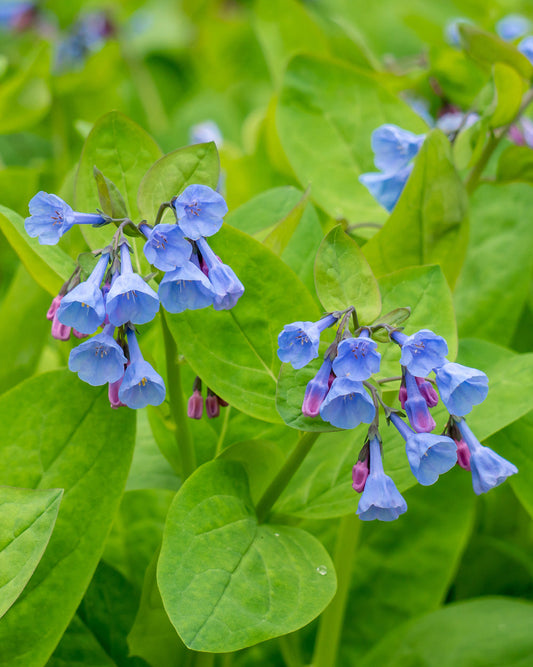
[25,184,244,410]
[277,308,517,521]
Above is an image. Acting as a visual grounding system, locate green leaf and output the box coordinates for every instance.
[158,459,336,652]
[486,63,525,128]
[0,486,62,620]
[166,225,320,423]
[359,598,533,667]
[363,130,469,288]
[314,225,381,321]
[497,145,533,183]
[459,23,533,81]
[93,168,128,220]
[262,188,310,256]
[0,370,136,667]
[47,615,117,667]
[137,142,220,222]
[0,205,76,296]
[277,54,427,224]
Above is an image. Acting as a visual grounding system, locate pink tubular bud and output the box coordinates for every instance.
[72,329,88,339]
[108,376,126,409]
[51,314,71,341]
[47,295,62,321]
[206,394,220,419]
[456,438,471,471]
[416,376,439,407]
[399,383,408,409]
[187,389,203,419]
[352,460,370,493]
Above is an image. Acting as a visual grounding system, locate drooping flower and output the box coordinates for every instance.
[302,357,333,417]
[277,314,337,370]
[57,253,109,334]
[390,413,457,486]
[456,419,518,494]
[196,237,244,310]
[359,165,413,213]
[190,121,223,147]
[158,260,215,313]
[391,328,448,377]
[140,223,192,272]
[319,378,375,429]
[357,435,407,521]
[371,125,425,173]
[403,370,436,433]
[106,244,160,326]
[118,328,165,409]
[497,14,531,41]
[25,192,105,245]
[332,328,381,381]
[68,324,127,386]
[172,184,228,240]
[435,362,489,416]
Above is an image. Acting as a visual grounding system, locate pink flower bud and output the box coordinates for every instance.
[109,375,126,409]
[47,295,62,321]
[206,394,220,418]
[187,389,203,419]
[51,314,71,341]
[352,460,369,493]
[456,438,471,471]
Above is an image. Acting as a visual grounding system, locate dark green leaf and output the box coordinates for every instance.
[497,145,533,183]
[47,615,117,667]
[94,168,128,220]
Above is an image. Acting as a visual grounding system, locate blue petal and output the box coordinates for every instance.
[208,263,245,310]
[319,378,375,429]
[357,473,408,521]
[497,14,530,41]
[57,282,105,334]
[399,329,448,377]
[436,362,489,416]
[172,184,228,240]
[332,336,381,380]
[470,447,518,495]
[158,262,215,313]
[277,322,321,370]
[143,224,192,272]
[118,360,166,409]
[371,125,424,173]
[106,274,160,326]
[405,433,457,486]
[359,166,412,212]
[68,333,126,386]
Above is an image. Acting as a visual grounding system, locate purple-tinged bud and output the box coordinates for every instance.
[302,357,332,418]
[47,295,62,321]
[188,389,203,419]
[416,376,439,407]
[352,459,369,493]
[399,382,407,409]
[217,396,229,407]
[51,315,71,341]
[404,371,436,433]
[455,438,471,471]
[72,329,88,339]
[109,375,126,409]
[206,392,220,419]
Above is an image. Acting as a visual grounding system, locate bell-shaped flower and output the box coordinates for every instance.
[57,253,109,334]
[319,378,375,429]
[25,192,105,245]
[196,237,244,310]
[332,328,381,381]
[190,121,223,147]
[106,244,160,326]
[359,165,413,213]
[456,419,518,494]
[278,314,337,370]
[392,328,448,377]
[118,328,166,409]
[158,259,215,313]
[435,362,488,416]
[172,184,228,240]
[497,14,530,41]
[68,324,127,386]
[302,357,333,417]
[357,436,407,521]
[371,125,425,173]
[403,370,436,433]
[140,223,192,272]
[390,413,457,486]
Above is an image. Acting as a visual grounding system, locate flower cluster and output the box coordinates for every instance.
[277,311,517,521]
[25,184,243,410]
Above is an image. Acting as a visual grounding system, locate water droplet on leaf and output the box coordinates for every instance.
[316,565,328,576]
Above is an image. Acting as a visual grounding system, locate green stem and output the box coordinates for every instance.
[255,431,319,523]
[312,514,362,667]
[160,311,196,480]
[215,406,231,456]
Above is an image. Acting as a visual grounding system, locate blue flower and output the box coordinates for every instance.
[357,436,407,521]
[445,19,463,46]
[390,413,457,486]
[392,328,448,377]
[302,357,333,417]
[118,328,166,409]
[25,192,105,245]
[172,184,228,240]
[196,237,244,310]
[106,244,160,326]
[68,325,127,386]
[435,362,489,416]
[277,314,337,370]
[319,378,375,429]
[403,370,436,433]
[359,165,413,212]
[57,253,109,334]
[371,125,425,173]
[518,36,533,64]
[190,121,223,147]
[140,223,192,272]
[332,328,381,381]
[497,14,530,41]
[158,260,215,313]
[457,419,518,494]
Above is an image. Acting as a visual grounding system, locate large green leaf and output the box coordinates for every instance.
[137,143,220,222]
[359,598,533,667]
[0,205,76,296]
[158,459,336,652]
[314,225,381,322]
[47,615,117,667]
[277,54,427,223]
[363,130,469,288]
[166,225,320,423]
[486,63,525,128]
[0,371,136,667]
[0,486,62,620]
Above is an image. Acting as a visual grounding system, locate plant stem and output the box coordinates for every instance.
[160,311,196,480]
[312,514,362,667]
[255,431,319,523]
[215,406,231,456]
